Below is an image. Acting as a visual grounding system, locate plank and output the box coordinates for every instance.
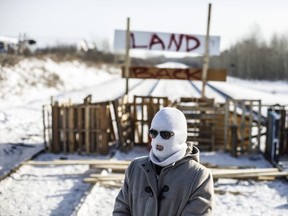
[23,160,131,166]
[123,66,227,81]
[51,103,60,152]
[84,170,288,185]
[85,106,90,154]
[83,178,118,183]
[210,168,279,175]
[89,164,128,170]
[220,171,288,179]
[84,179,123,187]
[62,107,67,153]
[210,168,288,179]
[89,174,125,181]
[68,106,75,153]
[77,107,84,152]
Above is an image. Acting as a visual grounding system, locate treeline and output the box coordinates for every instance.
[209,34,288,80]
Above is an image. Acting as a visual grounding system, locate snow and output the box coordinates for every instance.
[156,62,189,68]
[0,58,288,216]
[209,77,288,106]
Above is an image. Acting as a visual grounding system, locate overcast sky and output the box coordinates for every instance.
[1,0,288,54]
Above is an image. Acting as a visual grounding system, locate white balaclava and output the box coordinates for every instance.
[149,107,187,167]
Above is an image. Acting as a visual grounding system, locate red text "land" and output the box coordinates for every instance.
[130,33,200,52]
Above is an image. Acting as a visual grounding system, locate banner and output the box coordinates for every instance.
[114,30,220,55]
[122,66,227,81]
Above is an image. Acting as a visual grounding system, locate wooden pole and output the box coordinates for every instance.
[68,106,75,153]
[85,106,90,154]
[201,3,212,98]
[125,17,131,95]
[52,102,60,153]
[42,105,47,150]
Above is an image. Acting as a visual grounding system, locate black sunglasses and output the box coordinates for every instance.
[149,129,175,140]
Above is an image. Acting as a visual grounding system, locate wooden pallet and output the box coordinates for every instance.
[44,99,116,155]
[178,97,217,151]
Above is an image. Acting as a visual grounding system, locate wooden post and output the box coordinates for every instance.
[68,106,75,153]
[224,100,229,150]
[96,106,101,153]
[52,102,60,153]
[85,105,90,154]
[62,107,67,153]
[240,101,245,152]
[42,105,47,150]
[101,104,109,154]
[124,17,131,95]
[47,106,52,150]
[77,107,83,153]
[248,101,253,153]
[257,100,262,153]
[201,3,212,98]
[90,107,95,153]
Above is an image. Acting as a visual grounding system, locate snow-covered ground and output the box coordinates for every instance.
[0,58,288,216]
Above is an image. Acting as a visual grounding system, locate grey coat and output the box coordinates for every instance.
[113,145,214,216]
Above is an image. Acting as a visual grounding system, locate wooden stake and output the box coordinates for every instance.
[125,17,131,95]
[201,3,212,98]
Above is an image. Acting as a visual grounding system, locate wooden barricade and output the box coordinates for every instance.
[225,99,263,155]
[43,96,267,156]
[177,97,218,151]
[133,95,170,146]
[44,99,116,155]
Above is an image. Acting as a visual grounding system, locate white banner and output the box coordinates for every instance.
[114,30,220,55]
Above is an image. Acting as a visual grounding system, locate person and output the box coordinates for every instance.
[113,107,214,216]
